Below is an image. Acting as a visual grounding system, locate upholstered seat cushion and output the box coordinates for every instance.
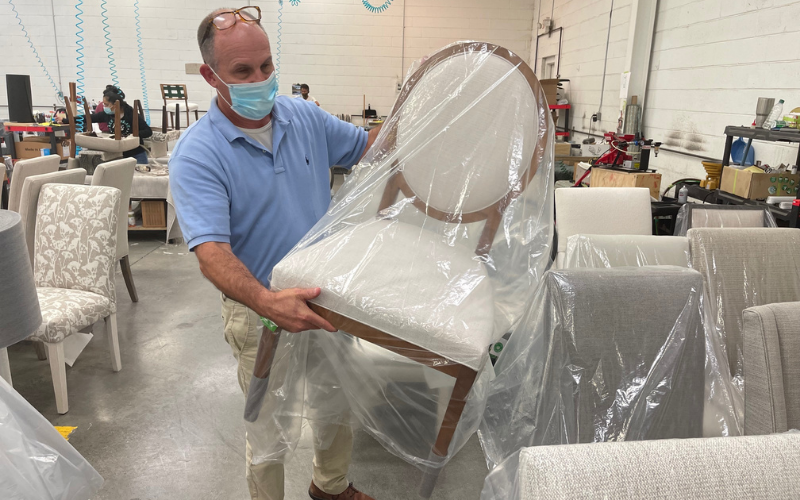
[30,287,113,343]
[271,219,495,370]
[165,102,198,112]
[74,133,139,153]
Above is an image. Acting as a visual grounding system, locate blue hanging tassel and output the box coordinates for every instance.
[362,0,393,13]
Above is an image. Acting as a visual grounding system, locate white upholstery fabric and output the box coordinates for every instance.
[91,158,135,259]
[555,187,652,268]
[692,207,766,228]
[74,133,139,153]
[271,219,495,370]
[7,155,60,212]
[17,169,88,266]
[515,434,800,500]
[165,102,198,112]
[397,53,538,214]
[563,234,690,268]
[33,288,112,343]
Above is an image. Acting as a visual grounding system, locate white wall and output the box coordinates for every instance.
[533,0,800,189]
[0,0,535,124]
[645,0,800,186]
[532,0,633,140]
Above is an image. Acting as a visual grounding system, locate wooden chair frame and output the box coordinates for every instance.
[251,41,549,498]
[160,83,198,130]
[65,82,142,159]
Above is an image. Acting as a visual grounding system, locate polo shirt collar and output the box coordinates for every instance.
[207,96,294,151]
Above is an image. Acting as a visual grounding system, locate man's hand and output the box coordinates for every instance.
[194,241,336,333]
[260,287,335,333]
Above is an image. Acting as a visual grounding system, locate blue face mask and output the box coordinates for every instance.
[212,68,278,120]
[103,106,114,115]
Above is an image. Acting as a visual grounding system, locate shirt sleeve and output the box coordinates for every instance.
[321,110,368,169]
[169,154,231,251]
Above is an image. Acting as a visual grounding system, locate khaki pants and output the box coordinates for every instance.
[221,294,354,500]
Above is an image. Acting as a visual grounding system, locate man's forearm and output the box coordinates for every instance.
[195,242,270,317]
[360,124,382,161]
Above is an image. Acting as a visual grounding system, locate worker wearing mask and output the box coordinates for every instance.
[62,85,152,164]
[170,6,381,500]
[296,83,320,106]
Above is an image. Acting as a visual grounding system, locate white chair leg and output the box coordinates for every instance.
[46,342,68,414]
[106,313,121,372]
[0,348,12,387]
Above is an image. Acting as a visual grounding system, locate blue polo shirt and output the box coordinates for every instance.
[169,96,367,286]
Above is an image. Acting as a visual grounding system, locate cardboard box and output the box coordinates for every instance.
[141,200,167,228]
[554,142,572,156]
[591,167,662,199]
[720,167,800,200]
[16,137,54,159]
[540,78,559,106]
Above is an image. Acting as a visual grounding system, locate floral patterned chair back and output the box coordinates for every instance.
[33,184,121,303]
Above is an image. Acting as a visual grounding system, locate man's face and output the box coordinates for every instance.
[301,88,309,98]
[204,20,274,107]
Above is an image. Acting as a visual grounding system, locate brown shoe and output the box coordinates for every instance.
[308,481,375,500]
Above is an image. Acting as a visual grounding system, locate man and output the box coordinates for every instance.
[170,7,380,500]
[297,84,320,106]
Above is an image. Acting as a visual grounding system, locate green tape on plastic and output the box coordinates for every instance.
[260,317,278,332]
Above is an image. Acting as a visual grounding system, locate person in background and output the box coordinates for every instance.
[297,83,320,106]
[62,85,152,164]
[93,101,110,133]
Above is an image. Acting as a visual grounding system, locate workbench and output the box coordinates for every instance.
[3,122,70,160]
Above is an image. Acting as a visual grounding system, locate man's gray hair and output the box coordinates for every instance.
[197,7,267,68]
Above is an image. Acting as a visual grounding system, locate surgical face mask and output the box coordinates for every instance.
[103,106,114,115]
[211,67,278,120]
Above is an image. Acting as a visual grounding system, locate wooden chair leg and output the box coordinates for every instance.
[186,107,190,127]
[120,255,138,302]
[169,113,174,131]
[194,109,199,121]
[0,347,12,387]
[34,341,48,360]
[418,365,478,498]
[106,313,121,372]
[46,342,68,414]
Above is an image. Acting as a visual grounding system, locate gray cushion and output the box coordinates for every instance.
[550,266,706,443]
[516,433,800,500]
[688,228,800,378]
[743,302,800,435]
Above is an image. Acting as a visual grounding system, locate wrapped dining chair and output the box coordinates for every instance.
[479,266,716,469]
[246,41,555,497]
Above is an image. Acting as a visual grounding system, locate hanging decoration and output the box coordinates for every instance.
[8,0,63,102]
[362,0,393,13]
[74,0,86,147]
[134,0,151,124]
[100,0,119,87]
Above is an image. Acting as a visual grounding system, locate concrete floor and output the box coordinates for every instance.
[7,234,489,500]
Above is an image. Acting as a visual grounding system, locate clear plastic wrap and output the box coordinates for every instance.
[246,41,555,479]
[0,378,103,499]
[673,204,777,235]
[563,234,690,268]
[479,266,738,469]
[688,227,800,434]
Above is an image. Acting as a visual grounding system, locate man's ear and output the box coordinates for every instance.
[200,64,217,86]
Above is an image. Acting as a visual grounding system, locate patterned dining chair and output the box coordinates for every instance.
[28,184,122,414]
